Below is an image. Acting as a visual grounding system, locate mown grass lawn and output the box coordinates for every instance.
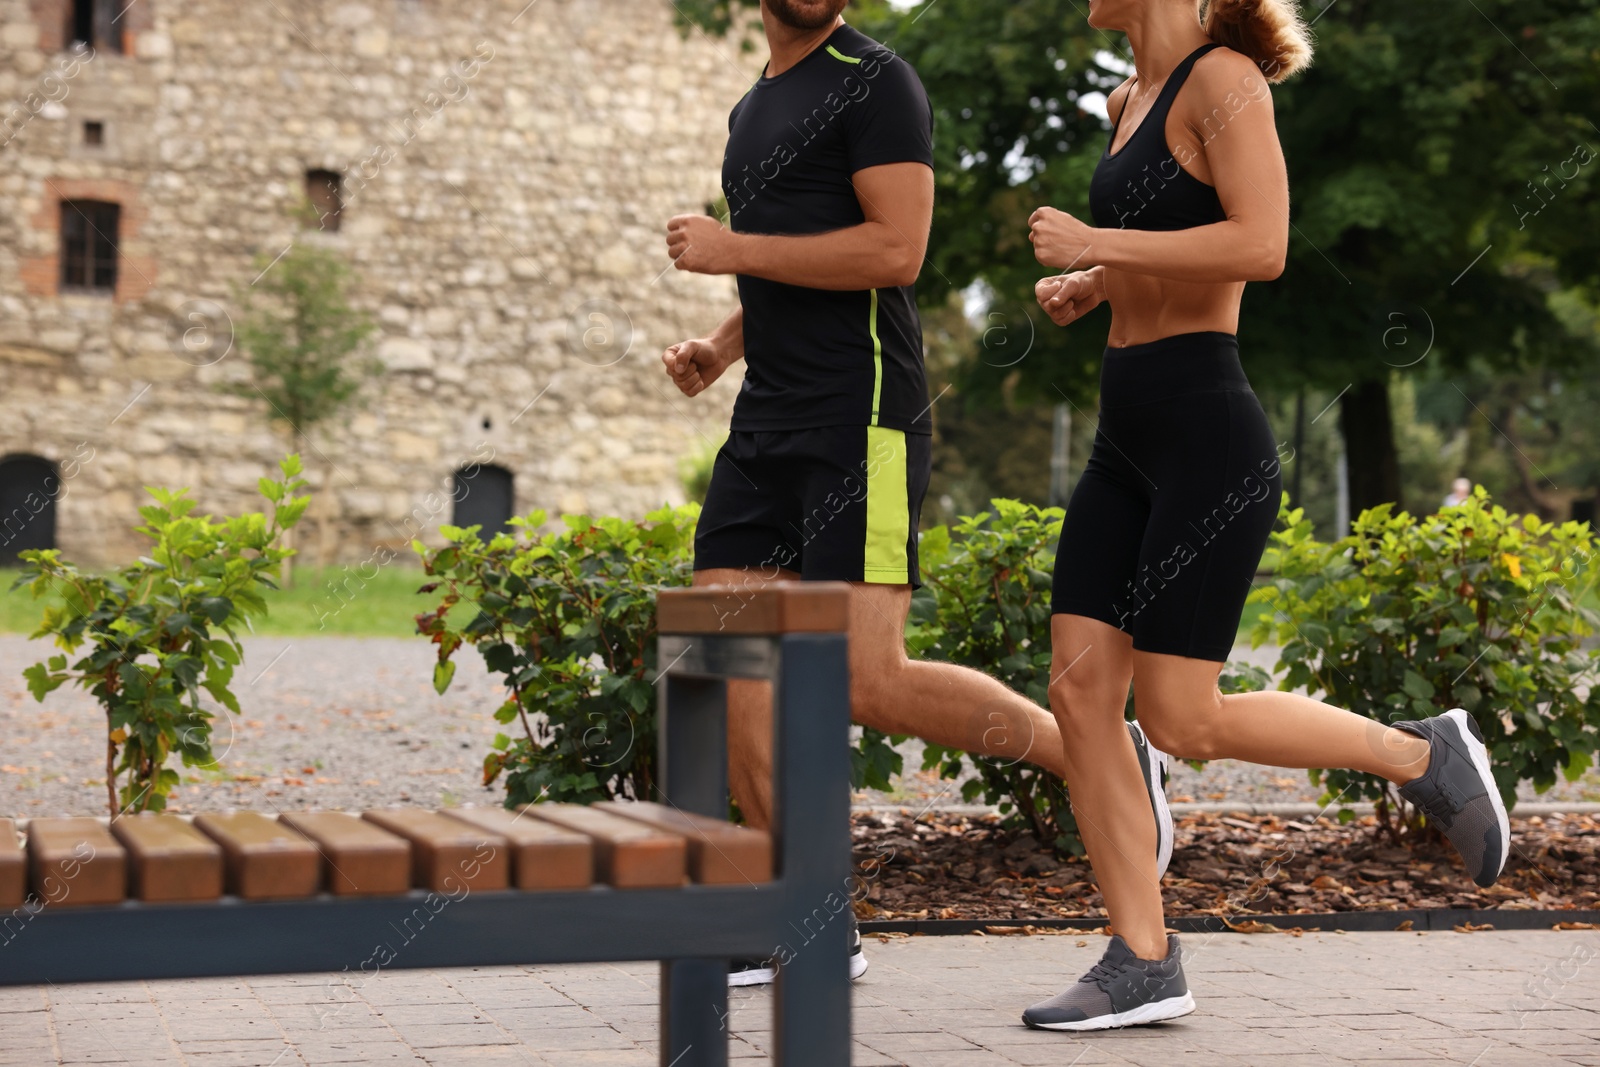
[4,566,1586,642]
[1,565,440,638]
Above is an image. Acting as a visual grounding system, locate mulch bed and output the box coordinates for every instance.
[851,809,1600,921]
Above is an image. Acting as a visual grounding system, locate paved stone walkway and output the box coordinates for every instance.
[3,930,1597,1066]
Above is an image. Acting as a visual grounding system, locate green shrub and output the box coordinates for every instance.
[415,507,698,807]
[417,506,925,810]
[14,457,309,815]
[416,498,1269,854]
[1250,489,1600,830]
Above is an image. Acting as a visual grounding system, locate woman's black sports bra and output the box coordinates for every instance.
[1088,43,1227,232]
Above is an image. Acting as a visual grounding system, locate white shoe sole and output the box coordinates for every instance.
[1132,721,1175,879]
[729,965,776,988]
[727,951,867,988]
[1028,991,1197,1031]
[1150,744,1174,880]
[1444,708,1511,884]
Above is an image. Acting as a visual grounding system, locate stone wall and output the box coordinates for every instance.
[0,0,757,566]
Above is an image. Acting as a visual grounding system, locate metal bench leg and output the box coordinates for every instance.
[658,672,731,1065]
[771,633,852,1067]
[662,958,730,1067]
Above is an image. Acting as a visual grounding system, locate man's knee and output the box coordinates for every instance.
[849,657,908,730]
[845,583,912,724]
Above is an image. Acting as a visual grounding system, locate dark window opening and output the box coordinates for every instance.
[59,199,119,292]
[306,169,343,232]
[83,121,103,145]
[452,465,515,539]
[481,416,492,430]
[0,455,61,564]
[67,0,126,54]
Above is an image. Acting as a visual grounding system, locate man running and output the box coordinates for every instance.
[662,0,1174,986]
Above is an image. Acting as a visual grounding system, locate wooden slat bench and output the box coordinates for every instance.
[0,583,854,1067]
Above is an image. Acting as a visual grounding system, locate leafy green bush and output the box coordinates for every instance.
[417,506,931,811]
[416,498,1270,854]
[415,507,698,807]
[1250,489,1600,829]
[14,457,309,815]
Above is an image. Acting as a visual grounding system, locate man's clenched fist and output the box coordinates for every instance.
[661,337,730,398]
[666,214,744,275]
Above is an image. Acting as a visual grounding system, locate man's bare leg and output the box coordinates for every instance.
[693,569,1066,832]
[692,568,795,831]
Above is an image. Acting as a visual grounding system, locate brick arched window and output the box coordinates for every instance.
[59,199,119,291]
[66,0,126,54]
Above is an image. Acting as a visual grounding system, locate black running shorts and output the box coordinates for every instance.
[1051,331,1283,661]
[694,426,931,587]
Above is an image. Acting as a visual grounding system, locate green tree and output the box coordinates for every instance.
[230,243,379,579]
[679,1,1600,516]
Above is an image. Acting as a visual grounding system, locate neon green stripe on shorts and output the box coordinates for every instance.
[863,426,910,583]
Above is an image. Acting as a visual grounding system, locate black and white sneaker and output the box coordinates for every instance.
[728,957,776,988]
[1128,720,1174,879]
[728,916,868,987]
[848,919,869,981]
[1394,708,1511,888]
[1023,934,1194,1031]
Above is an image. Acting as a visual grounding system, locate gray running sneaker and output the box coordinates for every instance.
[1393,709,1510,888]
[1023,934,1194,1031]
[1127,720,1174,879]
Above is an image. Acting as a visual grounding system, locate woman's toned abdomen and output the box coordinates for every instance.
[1103,270,1244,348]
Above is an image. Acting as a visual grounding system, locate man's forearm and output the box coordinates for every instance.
[730,223,922,291]
[710,305,746,362]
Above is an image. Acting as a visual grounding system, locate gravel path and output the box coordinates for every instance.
[3,635,1597,819]
[0,634,511,819]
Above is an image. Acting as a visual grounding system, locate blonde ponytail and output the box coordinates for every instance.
[1202,0,1314,84]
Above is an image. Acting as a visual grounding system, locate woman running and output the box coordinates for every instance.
[1020,0,1510,1031]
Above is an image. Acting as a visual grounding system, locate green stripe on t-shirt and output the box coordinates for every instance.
[869,289,884,425]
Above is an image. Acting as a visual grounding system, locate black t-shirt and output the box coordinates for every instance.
[721,24,934,435]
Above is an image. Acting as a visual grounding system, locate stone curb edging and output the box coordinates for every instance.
[1169,802,1600,818]
[860,908,1600,936]
[856,802,1600,818]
